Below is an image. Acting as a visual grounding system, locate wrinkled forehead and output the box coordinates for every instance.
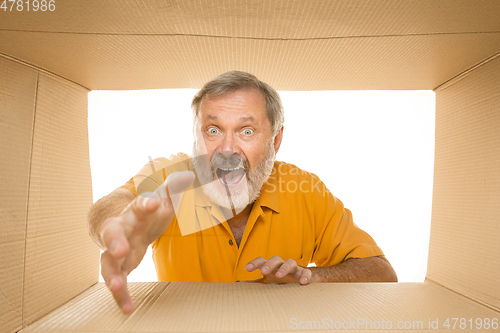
[197,88,267,121]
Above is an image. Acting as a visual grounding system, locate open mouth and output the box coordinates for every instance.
[216,167,246,187]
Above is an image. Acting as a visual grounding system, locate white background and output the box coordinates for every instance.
[88,89,435,283]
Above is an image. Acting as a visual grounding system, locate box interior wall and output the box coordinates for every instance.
[1,1,499,332]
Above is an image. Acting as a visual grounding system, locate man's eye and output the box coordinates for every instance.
[208,128,219,134]
[243,129,254,135]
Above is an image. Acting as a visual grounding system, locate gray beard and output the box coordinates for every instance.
[192,142,275,211]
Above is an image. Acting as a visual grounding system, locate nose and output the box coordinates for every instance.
[215,134,241,164]
[220,132,237,153]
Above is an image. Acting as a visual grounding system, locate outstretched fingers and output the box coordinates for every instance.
[100,251,134,314]
[166,171,196,195]
[98,171,195,315]
[101,217,130,259]
[245,256,315,284]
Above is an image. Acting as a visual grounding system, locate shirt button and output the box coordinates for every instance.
[228,239,234,246]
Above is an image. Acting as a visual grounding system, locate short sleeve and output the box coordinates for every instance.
[118,176,139,196]
[117,153,192,197]
[311,185,384,267]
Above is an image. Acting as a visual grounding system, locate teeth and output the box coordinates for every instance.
[216,167,245,186]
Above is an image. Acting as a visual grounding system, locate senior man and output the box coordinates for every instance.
[88,71,397,314]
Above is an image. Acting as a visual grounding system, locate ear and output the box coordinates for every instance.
[273,126,284,155]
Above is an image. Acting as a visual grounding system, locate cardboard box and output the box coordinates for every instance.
[1,1,499,332]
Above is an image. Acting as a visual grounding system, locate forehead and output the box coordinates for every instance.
[198,88,267,120]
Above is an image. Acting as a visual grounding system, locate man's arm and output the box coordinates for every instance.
[309,256,398,282]
[87,189,136,248]
[245,255,397,283]
[86,171,195,314]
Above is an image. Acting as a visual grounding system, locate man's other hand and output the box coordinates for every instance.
[99,171,194,314]
[243,256,320,284]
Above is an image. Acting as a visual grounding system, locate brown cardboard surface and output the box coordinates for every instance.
[429,55,500,311]
[1,1,500,332]
[0,1,499,90]
[22,73,99,326]
[2,0,499,38]
[1,32,500,91]
[0,56,37,333]
[22,282,500,332]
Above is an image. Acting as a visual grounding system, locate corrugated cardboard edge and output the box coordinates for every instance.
[0,54,99,331]
[22,69,99,326]
[1,2,500,90]
[21,281,500,332]
[426,278,500,314]
[0,55,38,333]
[434,51,500,92]
[429,53,500,312]
[0,52,90,91]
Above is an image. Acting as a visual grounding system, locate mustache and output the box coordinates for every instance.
[210,152,250,171]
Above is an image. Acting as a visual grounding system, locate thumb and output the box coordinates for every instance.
[155,171,195,198]
[167,171,196,194]
[131,171,194,217]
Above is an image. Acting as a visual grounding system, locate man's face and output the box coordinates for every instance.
[192,88,279,211]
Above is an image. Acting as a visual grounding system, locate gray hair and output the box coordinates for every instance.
[191,71,284,137]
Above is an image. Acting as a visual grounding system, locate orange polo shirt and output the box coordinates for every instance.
[120,153,384,282]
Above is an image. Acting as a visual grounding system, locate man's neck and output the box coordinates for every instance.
[226,203,253,225]
[222,203,254,247]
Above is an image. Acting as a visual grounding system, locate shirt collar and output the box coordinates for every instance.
[254,167,280,213]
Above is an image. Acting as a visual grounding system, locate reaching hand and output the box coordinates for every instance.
[99,171,194,314]
[243,256,320,284]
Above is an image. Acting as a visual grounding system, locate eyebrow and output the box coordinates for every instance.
[239,116,256,123]
[203,115,256,123]
[203,115,218,122]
